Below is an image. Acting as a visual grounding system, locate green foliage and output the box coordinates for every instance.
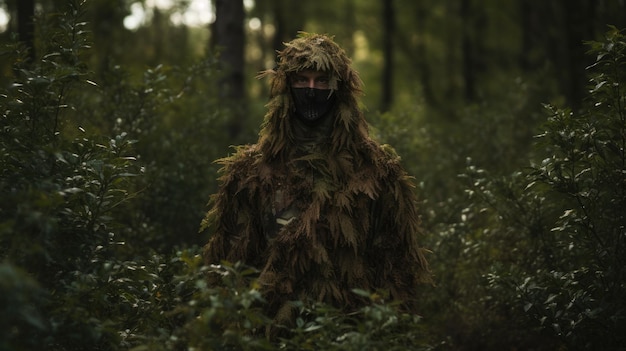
[94,58,229,251]
[1,4,141,349]
[130,260,273,351]
[446,26,626,350]
[0,2,222,349]
[127,260,433,351]
[1,1,136,276]
[278,296,432,351]
[370,25,626,351]
[2,1,624,350]
[0,263,48,350]
[514,26,626,348]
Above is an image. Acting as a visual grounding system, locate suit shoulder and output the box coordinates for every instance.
[216,144,261,168]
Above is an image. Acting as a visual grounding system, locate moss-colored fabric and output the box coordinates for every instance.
[201,33,430,323]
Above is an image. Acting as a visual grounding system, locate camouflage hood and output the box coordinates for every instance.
[257,33,369,161]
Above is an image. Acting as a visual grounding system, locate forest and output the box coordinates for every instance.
[1,0,625,350]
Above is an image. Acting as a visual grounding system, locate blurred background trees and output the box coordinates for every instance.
[0,0,625,350]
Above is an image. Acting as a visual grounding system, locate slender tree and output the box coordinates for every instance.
[213,0,246,139]
[460,0,476,102]
[414,0,436,107]
[16,0,35,64]
[519,0,534,71]
[271,0,305,54]
[561,0,589,111]
[380,0,394,112]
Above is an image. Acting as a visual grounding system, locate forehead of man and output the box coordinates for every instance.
[294,70,328,78]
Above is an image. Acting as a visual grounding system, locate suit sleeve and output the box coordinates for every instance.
[367,154,431,306]
[201,151,266,268]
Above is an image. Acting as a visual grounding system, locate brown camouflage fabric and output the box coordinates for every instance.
[201,33,430,325]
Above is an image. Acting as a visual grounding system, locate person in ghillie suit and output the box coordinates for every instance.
[200,32,431,328]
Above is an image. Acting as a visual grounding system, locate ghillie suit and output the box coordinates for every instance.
[201,33,430,327]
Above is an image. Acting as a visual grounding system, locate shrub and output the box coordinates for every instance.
[461,26,626,349]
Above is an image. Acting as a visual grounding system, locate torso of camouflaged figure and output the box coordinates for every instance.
[262,129,332,242]
[263,168,309,241]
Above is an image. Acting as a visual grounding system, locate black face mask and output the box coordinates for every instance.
[291,88,336,124]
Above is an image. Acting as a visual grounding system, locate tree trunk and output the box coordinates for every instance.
[562,0,588,111]
[342,0,356,57]
[272,0,305,54]
[415,0,436,107]
[460,0,476,102]
[272,0,286,54]
[213,0,246,139]
[17,0,36,64]
[519,0,533,71]
[380,0,394,113]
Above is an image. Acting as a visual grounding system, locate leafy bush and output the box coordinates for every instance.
[455,26,626,349]
[0,2,219,349]
[90,59,228,252]
[0,263,48,350]
[125,260,433,351]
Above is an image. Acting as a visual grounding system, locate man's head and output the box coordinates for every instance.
[257,33,369,157]
[267,33,362,125]
[262,33,363,101]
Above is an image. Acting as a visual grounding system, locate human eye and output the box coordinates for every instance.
[291,75,307,87]
[316,76,330,88]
